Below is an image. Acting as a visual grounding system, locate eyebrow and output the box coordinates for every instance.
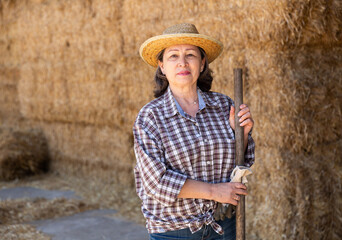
[166,48,198,53]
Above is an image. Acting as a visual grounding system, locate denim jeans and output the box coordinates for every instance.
[149,216,236,240]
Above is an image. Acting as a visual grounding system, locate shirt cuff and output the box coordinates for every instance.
[244,134,255,167]
[152,170,188,206]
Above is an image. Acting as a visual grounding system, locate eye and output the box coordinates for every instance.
[186,52,198,58]
[169,54,178,59]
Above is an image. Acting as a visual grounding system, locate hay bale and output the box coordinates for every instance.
[210,44,342,239]
[242,46,342,239]
[0,128,50,180]
[0,67,21,123]
[18,57,152,127]
[121,0,341,56]
[38,121,136,186]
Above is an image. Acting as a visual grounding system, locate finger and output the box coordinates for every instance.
[234,188,248,196]
[235,189,248,196]
[238,106,250,117]
[239,112,251,123]
[230,199,238,206]
[240,118,253,126]
[239,104,248,110]
[233,183,247,190]
[240,119,254,127]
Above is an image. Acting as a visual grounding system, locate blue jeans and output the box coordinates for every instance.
[149,216,236,240]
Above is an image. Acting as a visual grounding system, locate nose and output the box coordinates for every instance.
[177,55,188,67]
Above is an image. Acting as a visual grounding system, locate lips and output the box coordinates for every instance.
[177,71,191,76]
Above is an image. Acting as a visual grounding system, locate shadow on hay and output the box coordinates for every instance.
[0,128,51,181]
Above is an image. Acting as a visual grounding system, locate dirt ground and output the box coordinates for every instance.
[0,172,144,239]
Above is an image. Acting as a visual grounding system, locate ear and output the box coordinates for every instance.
[158,60,165,74]
[200,58,205,72]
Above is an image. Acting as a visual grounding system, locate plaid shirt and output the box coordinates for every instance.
[133,87,255,235]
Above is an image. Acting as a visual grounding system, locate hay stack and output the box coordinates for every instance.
[241,46,342,240]
[0,128,49,180]
[0,0,341,239]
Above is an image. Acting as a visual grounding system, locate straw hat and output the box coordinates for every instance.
[139,23,223,67]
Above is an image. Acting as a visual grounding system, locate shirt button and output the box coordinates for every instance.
[206,161,211,165]
[204,139,208,143]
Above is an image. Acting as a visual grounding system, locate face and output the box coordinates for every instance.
[158,44,205,90]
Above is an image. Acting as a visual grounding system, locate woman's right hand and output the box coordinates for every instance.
[210,182,248,206]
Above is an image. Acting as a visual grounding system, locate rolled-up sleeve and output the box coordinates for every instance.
[133,115,187,207]
[244,134,255,167]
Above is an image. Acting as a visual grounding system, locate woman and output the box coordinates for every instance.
[133,23,255,240]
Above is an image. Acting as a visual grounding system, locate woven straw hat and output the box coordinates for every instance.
[139,23,223,67]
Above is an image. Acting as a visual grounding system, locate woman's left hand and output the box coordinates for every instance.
[229,104,254,136]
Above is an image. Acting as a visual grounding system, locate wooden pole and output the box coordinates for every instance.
[234,68,245,240]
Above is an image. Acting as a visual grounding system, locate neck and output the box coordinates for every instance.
[170,84,198,105]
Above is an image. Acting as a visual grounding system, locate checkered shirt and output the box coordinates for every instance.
[133,87,255,235]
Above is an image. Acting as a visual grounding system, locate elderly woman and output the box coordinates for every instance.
[133,23,255,240]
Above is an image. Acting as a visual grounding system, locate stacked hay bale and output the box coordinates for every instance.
[0,67,21,124]
[1,0,153,185]
[0,0,341,239]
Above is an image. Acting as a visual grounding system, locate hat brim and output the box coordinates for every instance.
[139,33,223,67]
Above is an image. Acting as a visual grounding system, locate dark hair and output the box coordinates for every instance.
[153,47,213,98]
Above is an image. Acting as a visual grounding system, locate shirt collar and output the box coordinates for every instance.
[164,87,220,119]
[199,88,220,108]
[197,89,206,110]
[163,87,179,118]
